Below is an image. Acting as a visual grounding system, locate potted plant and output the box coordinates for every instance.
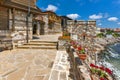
[77,47,87,60]
[70,40,77,49]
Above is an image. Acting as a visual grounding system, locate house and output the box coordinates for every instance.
[61,16,72,31]
[67,20,96,40]
[42,11,62,34]
[0,0,41,47]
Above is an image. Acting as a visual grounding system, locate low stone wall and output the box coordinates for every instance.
[58,40,67,50]
[0,39,13,51]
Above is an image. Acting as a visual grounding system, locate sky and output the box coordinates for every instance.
[36,0,120,28]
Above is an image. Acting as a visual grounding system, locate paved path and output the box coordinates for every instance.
[0,49,57,80]
[33,33,61,42]
[0,33,71,80]
[48,51,70,80]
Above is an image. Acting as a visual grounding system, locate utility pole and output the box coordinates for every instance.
[26,0,31,43]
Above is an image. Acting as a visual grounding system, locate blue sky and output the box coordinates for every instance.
[36,0,120,28]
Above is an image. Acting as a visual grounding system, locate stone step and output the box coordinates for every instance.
[30,40,58,43]
[24,43,57,46]
[17,45,57,49]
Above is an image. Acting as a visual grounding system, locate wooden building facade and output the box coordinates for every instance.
[43,11,62,34]
[0,0,40,45]
[33,14,45,35]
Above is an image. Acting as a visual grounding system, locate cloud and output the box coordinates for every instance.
[46,4,58,12]
[89,14,102,20]
[98,23,102,26]
[108,17,118,21]
[67,14,80,19]
[118,22,120,25]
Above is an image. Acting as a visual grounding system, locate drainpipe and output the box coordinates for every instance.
[26,0,31,43]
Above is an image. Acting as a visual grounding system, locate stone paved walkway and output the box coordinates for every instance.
[0,49,57,80]
[33,33,61,42]
[0,33,71,80]
[48,51,70,80]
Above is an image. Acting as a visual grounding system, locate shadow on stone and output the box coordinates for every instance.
[75,57,83,65]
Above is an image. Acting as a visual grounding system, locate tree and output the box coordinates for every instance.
[97,33,105,38]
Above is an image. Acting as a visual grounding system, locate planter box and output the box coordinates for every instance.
[77,53,87,60]
[58,36,70,40]
[73,45,77,49]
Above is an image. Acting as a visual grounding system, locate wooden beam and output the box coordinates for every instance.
[12,8,15,31]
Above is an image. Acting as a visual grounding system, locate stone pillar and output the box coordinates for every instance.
[36,22,40,35]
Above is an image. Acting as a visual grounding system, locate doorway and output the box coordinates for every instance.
[40,24,44,35]
[33,24,37,35]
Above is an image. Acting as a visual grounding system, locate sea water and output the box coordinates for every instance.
[100,43,120,80]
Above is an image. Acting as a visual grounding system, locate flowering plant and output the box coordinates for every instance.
[70,40,77,48]
[77,45,85,54]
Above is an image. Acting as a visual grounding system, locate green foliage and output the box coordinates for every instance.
[79,49,85,54]
[106,30,114,35]
[100,72,107,78]
[97,33,105,38]
[97,30,120,38]
[63,31,70,36]
[91,68,96,74]
[112,32,120,37]
[90,68,108,78]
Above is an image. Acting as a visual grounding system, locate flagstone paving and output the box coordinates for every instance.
[0,33,71,80]
[48,51,70,80]
[0,49,57,80]
[0,50,72,80]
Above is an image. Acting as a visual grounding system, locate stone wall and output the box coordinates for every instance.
[54,22,62,33]
[9,9,33,45]
[42,15,49,34]
[67,20,96,40]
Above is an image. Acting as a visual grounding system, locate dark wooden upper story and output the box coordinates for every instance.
[0,0,40,14]
[10,0,37,8]
[43,11,61,23]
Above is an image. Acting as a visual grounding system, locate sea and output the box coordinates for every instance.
[98,43,120,80]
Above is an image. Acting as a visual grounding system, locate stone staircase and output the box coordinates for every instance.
[17,40,58,49]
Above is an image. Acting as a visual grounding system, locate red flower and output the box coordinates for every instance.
[90,63,96,67]
[70,41,76,45]
[95,65,99,68]
[105,68,112,75]
[77,45,82,50]
[99,66,105,71]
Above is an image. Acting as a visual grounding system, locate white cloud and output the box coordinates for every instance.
[46,5,58,12]
[67,14,80,19]
[118,22,120,25]
[108,17,118,21]
[89,14,103,20]
[98,23,102,26]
